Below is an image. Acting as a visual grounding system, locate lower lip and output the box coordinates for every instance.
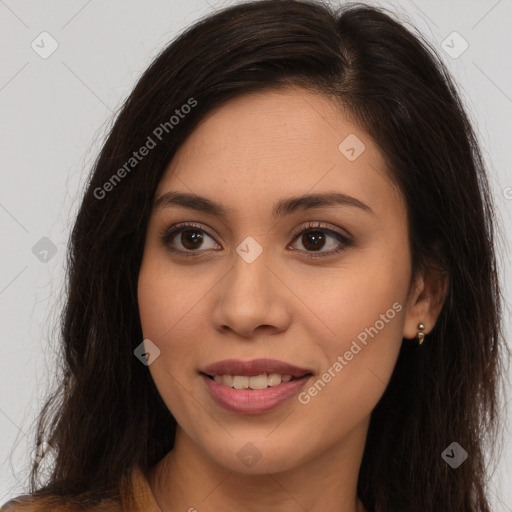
[201,374,312,414]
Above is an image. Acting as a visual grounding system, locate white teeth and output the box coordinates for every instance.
[233,376,249,389]
[267,373,282,387]
[211,373,295,389]
[222,375,234,387]
[249,374,268,389]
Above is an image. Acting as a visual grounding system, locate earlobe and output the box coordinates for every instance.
[403,266,449,342]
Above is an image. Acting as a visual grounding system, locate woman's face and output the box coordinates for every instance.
[138,87,421,474]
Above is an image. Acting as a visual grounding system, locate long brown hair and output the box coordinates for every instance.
[3,1,508,511]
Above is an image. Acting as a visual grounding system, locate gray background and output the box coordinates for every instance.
[1,0,511,509]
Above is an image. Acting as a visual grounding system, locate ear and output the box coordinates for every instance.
[403,260,449,340]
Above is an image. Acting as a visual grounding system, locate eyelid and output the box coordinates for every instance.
[158,221,219,248]
[289,220,352,244]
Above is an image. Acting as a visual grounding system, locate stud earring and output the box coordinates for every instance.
[417,323,425,345]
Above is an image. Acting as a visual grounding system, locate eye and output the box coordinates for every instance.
[288,221,353,258]
[160,222,220,257]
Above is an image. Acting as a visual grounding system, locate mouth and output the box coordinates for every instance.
[199,358,314,414]
[199,358,313,387]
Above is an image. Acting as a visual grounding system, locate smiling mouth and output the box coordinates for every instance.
[202,373,311,390]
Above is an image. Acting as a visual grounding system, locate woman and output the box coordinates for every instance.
[1,1,506,511]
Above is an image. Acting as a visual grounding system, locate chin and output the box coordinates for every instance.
[204,435,307,475]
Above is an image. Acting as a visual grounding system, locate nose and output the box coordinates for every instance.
[210,250,292,339]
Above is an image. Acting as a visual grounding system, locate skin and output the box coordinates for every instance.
[138,86,448,512]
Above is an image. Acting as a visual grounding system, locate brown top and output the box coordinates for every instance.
[0,466,161,512]
[125,466,161,512]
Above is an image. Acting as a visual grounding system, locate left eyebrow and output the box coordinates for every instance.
[152,191,375,218]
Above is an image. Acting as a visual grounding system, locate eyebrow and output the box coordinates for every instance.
[152,191,375,218]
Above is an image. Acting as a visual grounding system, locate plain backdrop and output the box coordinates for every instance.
[1,0,511,509]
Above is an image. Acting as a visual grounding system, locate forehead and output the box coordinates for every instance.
[155,87,402,218]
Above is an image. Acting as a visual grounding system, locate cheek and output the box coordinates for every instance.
[307,249,408,350]
[137,253,192,341]
[302,245,409,410]
[137,261,199,422]
[137,266,167,339]
[298,304,405,432]
[137,255,204,377]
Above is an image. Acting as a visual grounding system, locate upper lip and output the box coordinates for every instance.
[200,358,313,378]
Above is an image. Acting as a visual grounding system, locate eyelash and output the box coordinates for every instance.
[159,221,353,259]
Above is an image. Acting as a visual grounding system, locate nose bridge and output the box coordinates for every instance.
[210,236,291,337]
[230,236,271,298]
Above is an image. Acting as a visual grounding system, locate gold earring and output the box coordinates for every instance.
[417,323,425,345]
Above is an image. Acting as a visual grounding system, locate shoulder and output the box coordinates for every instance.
[1,495,120,512]
[1,495,40,511]
[1,466,149,512]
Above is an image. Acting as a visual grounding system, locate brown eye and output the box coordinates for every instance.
[289,221,353,258]
[179,229,204,250]
[299,230,327,251]
[161,222,219,256]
